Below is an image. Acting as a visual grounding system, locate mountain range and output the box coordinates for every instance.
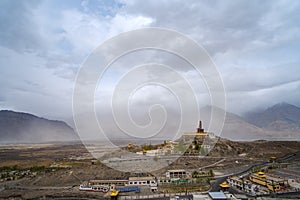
[0,102,299,143]
[201,102,300,141]
[0,110,79,143]
[244,102,300,132]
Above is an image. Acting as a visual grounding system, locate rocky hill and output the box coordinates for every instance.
[208,138,300,158]
[0,110,79,143]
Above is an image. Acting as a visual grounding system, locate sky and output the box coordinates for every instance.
[1,0,300,133]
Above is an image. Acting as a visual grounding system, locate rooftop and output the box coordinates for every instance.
[208,192,227,199]
[219,181,230,188]
[167,169,187,172]
[128,177,155,181]
[90,179,128,183]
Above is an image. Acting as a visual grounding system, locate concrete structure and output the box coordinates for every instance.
[145,149,159,156]
[227,176,252,194]
[164,141,178,154]
[288,179,300,190]
[128,177,157,192]
[88,179,128,191]
[89,179,128,187]
[128,177,157,186]
[166,169,190,179]
[249,171,286,192]
[208,192,227,200]
[193,194,211,200]
[135,140,178,156]
[157,178,172,184]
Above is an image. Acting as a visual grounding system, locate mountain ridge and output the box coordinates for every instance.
[1,102,299,143]
[200,102,300,141]
[0,110,79,143]
[244,102,300,134]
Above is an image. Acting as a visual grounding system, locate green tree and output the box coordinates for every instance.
[206,178,211,184]
[30,166,45,172]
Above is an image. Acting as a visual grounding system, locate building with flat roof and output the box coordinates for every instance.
[88,179,128,191]
[208,192,227,200]
[89,179,128,186]
[166,169,190,179]
[227,176,252,194]
[249,171,288,192]
[128,176,156,186]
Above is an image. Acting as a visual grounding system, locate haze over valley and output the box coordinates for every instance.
[1,102,299,143]
[1,1,300,199]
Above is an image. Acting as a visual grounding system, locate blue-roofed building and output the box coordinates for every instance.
[208,191,227,200]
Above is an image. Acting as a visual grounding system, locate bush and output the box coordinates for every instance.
[0,165,18,172]
[30,166,45,172]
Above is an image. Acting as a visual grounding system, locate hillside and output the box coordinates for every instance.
[200,106,271,141]
[200,103,300,141]
[244,102,300,139]
[0,110,79,143]
[1,102,299,143]
[208,138,300,158]
[220,111,274,141]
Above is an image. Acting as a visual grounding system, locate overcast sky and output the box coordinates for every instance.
[1,0,300,126]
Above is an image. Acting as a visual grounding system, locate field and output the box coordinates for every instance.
[0,139,300,199]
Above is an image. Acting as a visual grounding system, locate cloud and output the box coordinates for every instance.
[0,0,43,52]
[0,0,157,126]
[0,46,73,118]
[0,0,300,132]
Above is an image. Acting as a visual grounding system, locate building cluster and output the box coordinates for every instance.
[193,191,248,200]
[135,121,215,157]
[80,176,157,193]
[227,164,300,196]
[0,166,47,182]
[79,169,197,193]
[135,141,179,156]
[0,169,37,182]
